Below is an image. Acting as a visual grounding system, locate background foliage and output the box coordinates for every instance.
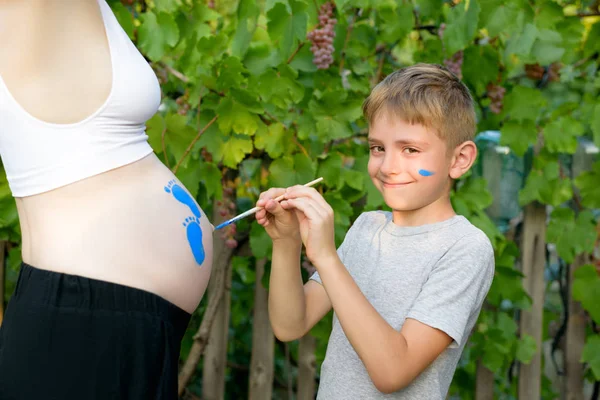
[1,0,600,398]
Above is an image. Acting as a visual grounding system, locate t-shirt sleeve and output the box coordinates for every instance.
[309,212,367,285]
[406,232,495,348]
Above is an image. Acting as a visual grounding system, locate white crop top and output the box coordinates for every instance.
[0,0,160,197]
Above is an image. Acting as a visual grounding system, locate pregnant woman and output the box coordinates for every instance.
[0,1,213,399]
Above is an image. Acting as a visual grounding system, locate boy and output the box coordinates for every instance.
[256,63,495,399]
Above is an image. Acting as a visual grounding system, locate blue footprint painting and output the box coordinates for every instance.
[182,216,205,265]
[165,180,205,265]
[164,180,201,218]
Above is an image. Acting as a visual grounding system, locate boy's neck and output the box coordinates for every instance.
[391,197,456,227]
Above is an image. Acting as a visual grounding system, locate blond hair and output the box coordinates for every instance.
[362,63,476,149]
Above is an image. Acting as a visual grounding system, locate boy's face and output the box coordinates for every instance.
[367,114,472,225]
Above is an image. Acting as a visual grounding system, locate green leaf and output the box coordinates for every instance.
[543,117,584,154]
[516,334,537,364]
[240,159,262,181]
[138,12,179,61]
[269,153,316,188]
[534,1,563,30]
[267,0,308,61]
[256,65,305,109]
[250,222,273,259]
[462,45,500,94]
[109,2,135,39]
[197,113,225,163]
[505,23,538,57]
[546,208,596,263]
[592,104,600,149]
[442,0,481,55]
[233,255,256,284]
[500,120,537,157]
[324,191,354,244]
[479,0,522,37]
[244,43,281,75]
[582,335,600,380]
[216,56,248,91]
[165,113,197,169]
[342,169,364,191]
[452,178,494,211]
[198,161,223,199]
[482,338,510,372]
[486,265,531,309]
[231,0,259,58]
[315,117,353,141]
[531,37,565,65]
[415,0,443,20]
[216,97,259,135]
[146,113,166,153]
[317,153,345,190]
[197,33,229,67]
[154,0,181,13]
[254,122,293,158]
[583,22,600,58]
[574,161,600,208]
[572,265,600,324]
[222,134,254,168]
[378,2,414,43]
[502,86,547,122]
[519,162,573,206]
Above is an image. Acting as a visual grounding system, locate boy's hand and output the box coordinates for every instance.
[256,188,301,243]
[282,186,336,265]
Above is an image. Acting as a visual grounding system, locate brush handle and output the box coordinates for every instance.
[213,177,323,230]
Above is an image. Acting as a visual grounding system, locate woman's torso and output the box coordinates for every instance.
[0,0,213,313]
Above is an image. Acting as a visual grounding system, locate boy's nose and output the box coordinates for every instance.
[380,154,403,175]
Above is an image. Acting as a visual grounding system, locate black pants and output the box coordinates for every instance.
[0,263,191,400]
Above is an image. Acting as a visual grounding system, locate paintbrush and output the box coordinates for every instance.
[213,177,324,230]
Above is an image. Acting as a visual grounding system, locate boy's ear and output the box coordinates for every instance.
[449,140,477,179]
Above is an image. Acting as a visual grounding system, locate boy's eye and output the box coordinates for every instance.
[403,147,419,154]
[370,145,384,153]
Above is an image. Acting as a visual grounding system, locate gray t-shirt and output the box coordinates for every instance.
[310,211,495,399]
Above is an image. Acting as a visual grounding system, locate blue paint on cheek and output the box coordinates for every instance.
[183,216,205,265]
[164,179,201,218]
[418,169,434,177]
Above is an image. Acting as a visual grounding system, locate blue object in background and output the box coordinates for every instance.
[473,130,530,232]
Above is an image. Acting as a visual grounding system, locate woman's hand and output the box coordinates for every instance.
[281,186,337,265]
[256,188,301,243]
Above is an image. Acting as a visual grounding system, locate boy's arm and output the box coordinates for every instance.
[268,239,333,341]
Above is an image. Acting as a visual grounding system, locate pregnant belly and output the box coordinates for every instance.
[17,154,214,313]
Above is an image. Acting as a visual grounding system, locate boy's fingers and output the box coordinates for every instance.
[255,209,266,219]
[258,188,287,208]
[286,187,331,213]
[262,188,286,200]
[286,197,324,221]
[264,199,288,216]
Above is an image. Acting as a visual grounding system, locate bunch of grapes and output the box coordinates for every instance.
[307,2,337,70]
[525,63,545,81]
[152,65,169,85]
[438,23,446,39]
[175,91,190,115]
[217,187,238,249]
[443,50,464,79]
[208,0,215,8]
[200,148,213,163]
[526,62,561,84]
[547,62,561,82]
[486,83,506,114]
